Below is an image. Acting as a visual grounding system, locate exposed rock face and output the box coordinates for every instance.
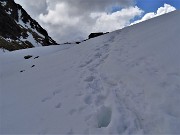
[0,0,58,51]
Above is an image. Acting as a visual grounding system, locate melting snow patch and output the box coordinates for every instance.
[6,8,13,15]
[20,32,41,47]
[5,38,12,42]
[27,32,41,47]
[0,1,7,6]
[6,11,11,15]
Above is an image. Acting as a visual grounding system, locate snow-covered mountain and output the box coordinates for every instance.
[0,0,57,52]
[1,10,180,134]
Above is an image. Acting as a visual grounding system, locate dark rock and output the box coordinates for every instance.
[88,32,104,39]
[20,70,25,72]
[76,42,81,44]
[24,55,32,59]
[34,56,39,59]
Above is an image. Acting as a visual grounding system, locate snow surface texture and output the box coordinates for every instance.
[1,10,180,134]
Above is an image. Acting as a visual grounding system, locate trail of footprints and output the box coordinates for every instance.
[41,37,121,132]
[79,41,114,129]
[80,36,143,132]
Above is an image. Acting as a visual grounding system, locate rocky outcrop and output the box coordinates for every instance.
[88,32,104,39]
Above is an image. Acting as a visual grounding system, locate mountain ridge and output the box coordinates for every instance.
[0,0,58,51]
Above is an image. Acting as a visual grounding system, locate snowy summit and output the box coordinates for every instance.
[1,10,180,134]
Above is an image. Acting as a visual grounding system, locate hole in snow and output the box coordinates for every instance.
[96,106,112,128]
[84,76,95,82]
[55,103,62,109]
[84,95,92,105]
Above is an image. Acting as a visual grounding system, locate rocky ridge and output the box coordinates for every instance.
[0,0,58,51]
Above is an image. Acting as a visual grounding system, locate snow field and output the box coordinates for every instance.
[1,11,180,134]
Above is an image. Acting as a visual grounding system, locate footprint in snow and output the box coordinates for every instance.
[53,89,62,96]
[55,103,62,109]
[84,95,92,105]
[41,96,52,102]
[95,95,106,106]
[69,109,77,115]
[85,106,112,128]
[78,106,86,112]
[94,52,102,58]
[84,76,95,82]
[75,91,84,97]
[67,129,73,135]
[79,59,93,68]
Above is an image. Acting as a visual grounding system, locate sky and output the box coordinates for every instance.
[14,0,179,43]
[136,0,180,13]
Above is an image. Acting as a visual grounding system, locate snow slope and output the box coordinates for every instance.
[1,10,180,134]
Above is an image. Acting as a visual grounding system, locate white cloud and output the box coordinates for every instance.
[131,4,176,25]
[39,5,143,43]
[91,6,143,32]
[39,3,80,26]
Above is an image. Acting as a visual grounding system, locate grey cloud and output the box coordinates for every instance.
[47,0,134,13]
[15,0,134,16]
[14,0,48,18]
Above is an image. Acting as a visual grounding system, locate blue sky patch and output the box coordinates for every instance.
[111,0,179,14]
[136,0,180,13]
